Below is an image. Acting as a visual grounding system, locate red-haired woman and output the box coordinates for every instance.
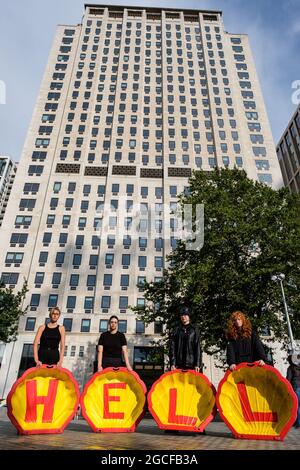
[226,311,266,371]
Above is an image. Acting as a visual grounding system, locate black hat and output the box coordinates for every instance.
[179,306,190,316]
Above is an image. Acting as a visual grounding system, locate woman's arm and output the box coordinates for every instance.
[97,345,103,371]
[226,340,236,370]
[33,325,45,367]
[122,345,132,371]
[57,326,65,367]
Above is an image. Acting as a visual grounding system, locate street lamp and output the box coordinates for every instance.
[271,273,296,354]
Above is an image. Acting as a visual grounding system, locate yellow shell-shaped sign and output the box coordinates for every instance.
[80,368,147,432]
[7,366,80,434]
[216,363,298,441]
[148,370,216,432]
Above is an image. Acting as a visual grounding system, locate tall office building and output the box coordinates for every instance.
[0,156,17,227]
[0,4,283,396]
[276,104,300,193]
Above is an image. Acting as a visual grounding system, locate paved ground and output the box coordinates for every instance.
[0,408,299,451]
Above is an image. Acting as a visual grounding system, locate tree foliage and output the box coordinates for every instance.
[133,169,300,356]
[0,280,28,343]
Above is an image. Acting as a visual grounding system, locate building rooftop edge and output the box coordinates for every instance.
[84,3,223,16]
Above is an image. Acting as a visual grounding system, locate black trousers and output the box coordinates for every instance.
[102,356,123,368]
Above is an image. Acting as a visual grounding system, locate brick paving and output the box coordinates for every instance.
[0,409,299,450]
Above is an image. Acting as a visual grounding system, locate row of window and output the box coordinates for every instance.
[24,316,155,334]
[6,251,165,268]
[1,272,160,288]
[29,294,140,310]
[83,22,219,34]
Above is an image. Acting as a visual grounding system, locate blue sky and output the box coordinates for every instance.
[0,0,299,161]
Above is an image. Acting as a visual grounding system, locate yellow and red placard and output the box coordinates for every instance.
[7,366,80,435]
[148,370,217,432]
[216,362,298,441]
[80,367,147,432]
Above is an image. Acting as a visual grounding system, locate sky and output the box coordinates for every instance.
[0,0,299,161]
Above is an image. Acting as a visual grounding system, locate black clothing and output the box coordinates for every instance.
[38,324,61,365]
[226,332,267,366]
[287,364,300,390]
[102,356,124,368]
[169,323,201,369]
[98,331,127,361]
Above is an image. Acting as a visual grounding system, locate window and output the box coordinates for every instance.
[138,256,147,268]
[25,317,36,331]
[84,297,94,310]
[119,296,128,309]
[152,320,162,335]
[136,320,145,334]
[99,320,108,332]
[121,274,129,287]
[101,296,111,309]
[5,252,24,264]
[55,252,65,264]
[48,294,58,308]
[258,174,272,185]
[59,233,68,245]
[18,344,35,377]
[19,199,36,210]
[122,254,131,267]
[70,274,79,287]
[52,272,61,286]
[103,274,112,286]
[1,272,19,285]
[39,252,48,264]
[10,233,28,245]
[81,319,91,332]
[63,319,73,332]
[67,296,76,309]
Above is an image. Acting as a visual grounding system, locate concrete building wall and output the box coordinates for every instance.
[0,5,283,396]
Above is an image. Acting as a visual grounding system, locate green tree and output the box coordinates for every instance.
[0,280,28,343]
[133,168,300,358]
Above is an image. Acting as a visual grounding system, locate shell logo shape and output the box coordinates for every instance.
[216,363,298,441]
[80,367,147,432]
[7,366,80,435]
[148,370,217,432]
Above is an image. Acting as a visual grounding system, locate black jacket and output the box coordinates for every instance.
[226,332,267,366]
[287,364,300,390]
[169,323,202,369]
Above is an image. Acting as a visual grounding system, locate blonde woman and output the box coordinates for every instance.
[33,307,65,367]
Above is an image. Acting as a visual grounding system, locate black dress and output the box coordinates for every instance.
[98,331,127,368]
[38,324,61,365]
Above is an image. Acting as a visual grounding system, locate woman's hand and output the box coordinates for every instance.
[229,364,236,371]
[57,360,63,368]
[258,360,265,366]
[127,365,133,372]
[98,365,103,372]
[36,360,42,368]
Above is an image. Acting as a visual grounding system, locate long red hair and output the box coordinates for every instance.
[226,311,252,340]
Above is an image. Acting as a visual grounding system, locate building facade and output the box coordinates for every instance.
[0,4,284,396]
[0,156,17,228]
[276,104,300,193]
